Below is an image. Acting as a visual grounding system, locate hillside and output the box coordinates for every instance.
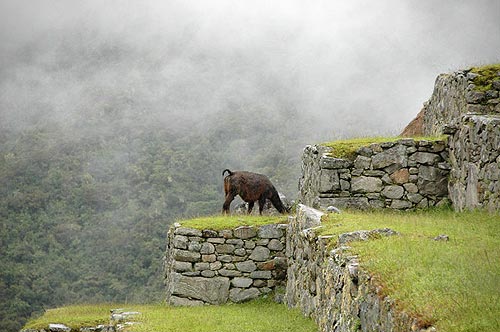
[0,116,300,332]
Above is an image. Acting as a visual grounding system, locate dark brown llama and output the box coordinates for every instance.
[222,169,289,215]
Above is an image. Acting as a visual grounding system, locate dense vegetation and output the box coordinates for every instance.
[0,114,302,331]
[321,209,500,331]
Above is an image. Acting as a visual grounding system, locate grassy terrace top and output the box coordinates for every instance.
[23,298,317,332]
[470,63,500,92]
[177,215,289,230]
[321,136,446,160]
[319,208,500,332]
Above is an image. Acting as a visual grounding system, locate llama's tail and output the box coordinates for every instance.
[222,169,233,177]
[270,188,289,214]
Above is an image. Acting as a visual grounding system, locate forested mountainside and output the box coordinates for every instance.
[0,112,301,331]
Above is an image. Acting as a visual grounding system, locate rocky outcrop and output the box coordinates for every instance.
[422,68,500,136]
[299,139,450,211]
[285,205,434,332]
[420,66,500,211]
[164,223,288,305]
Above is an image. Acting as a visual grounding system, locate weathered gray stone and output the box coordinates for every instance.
[201,270,216,277]
[250,270,272,279]
[234,248,247,256]
[319,169,340,192]
[354,155,371,169]
[210,261,223,270]
[219,255,233,263]
[48,324,71,332]
[207,238,225,244]
[194,262,210,271]
[418,165,448,196]
[188,242,201,252]
[236,260,257,272]
[363,170,386,177]
[231,277,253,288]
[410,152,441,165]
[234,226,257,239]
[226,239,244,247]
[202,229,219,238]
[169,295,204,306]
[229,287,260,303]
[202,254,216,262]
[174,261,193,272]
[170,274,230,304]
[407,193,424,203]
[175,227,202,237]
[371,145,407,170]
[381,185,404,199]
[218,269,242,277]
[351,176,383,193]
[173,249,201,263]
[216,244,235,254]
[173,235,188,249]
[390,200,414,209]
[268,239,284,251]
[258,224,284,239]
[320,156,352,169]
[249,246,270,261]
[200,242,215,254]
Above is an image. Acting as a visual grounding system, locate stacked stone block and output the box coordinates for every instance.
[299,138,450,211]
[164,223,288,306]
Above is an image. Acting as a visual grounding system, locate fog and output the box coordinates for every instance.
[1,0,499,140]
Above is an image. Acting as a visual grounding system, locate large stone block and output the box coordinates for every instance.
[351,176,383,193]
[371,145,407,170]
[170,274,230,304]
[417,165,448,196]
[319,169,340,192]
[229,287,260,303]
[234,226,257,239]
[258,224,284,239]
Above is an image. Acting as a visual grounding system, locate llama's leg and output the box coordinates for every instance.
[258,196,267,215]
[247,201,254,214]
[222,193,236,214]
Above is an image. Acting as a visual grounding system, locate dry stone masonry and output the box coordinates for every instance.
[285,205,434,332]
[164,223,287,305]
[423,68,500,136]
[423,67,500,212]
[299,138,450,211]
[447,114,500,212]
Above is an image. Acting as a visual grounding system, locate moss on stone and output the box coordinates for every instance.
[470,63,500,92]
[321,136,446,160]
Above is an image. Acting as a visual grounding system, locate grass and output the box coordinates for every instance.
[23,304,115,330]
[320,208,500,331]
[177,215,289,230]
[321,136,446,160]
[470,63,500,92]
[24,298,318,332]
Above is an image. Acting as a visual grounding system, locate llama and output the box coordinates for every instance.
[222,169,289,215]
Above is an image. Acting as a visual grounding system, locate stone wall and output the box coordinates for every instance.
[164,223,287,305]
[447,114,500,212]
[423,69,500,136]
[285,205,434,332]
[299,138,450,211]
[421,67,500,211]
